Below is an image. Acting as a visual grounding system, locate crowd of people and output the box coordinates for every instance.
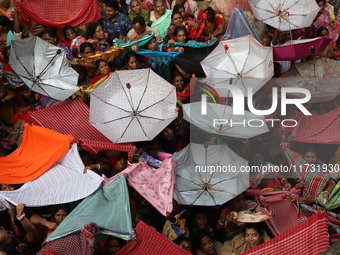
[0,0,340,254]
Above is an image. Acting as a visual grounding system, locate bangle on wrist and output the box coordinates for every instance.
[323,190,330,195]
[170,217,178,225]
[97,163,100,170]
[16,213,25,221]
[218,219,224,226]
[281,178,288,185]
[41,219,46,226]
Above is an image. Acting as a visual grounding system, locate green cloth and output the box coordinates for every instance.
[114,33,154,51]
[151,9,172,39]
[172,38,218,48]
[128,9,150,26]
[317,181,340,210]
[46,175,133,241]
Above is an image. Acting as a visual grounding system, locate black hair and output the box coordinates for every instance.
[204,7,216,23]
[106,0,119,10]
[80,42,95,54]
[173,4,185,13]
[136,205,158,226]
[171,11,182,21]
[153,0,164,5]
[129,0,140,7]
[86,22,103,39]
[95,59,108,70]
[63,25,76,38]
[51,204,70,217]
[132,16,146,26]
[124,51,141,66]
[0,16,11,31]
[174,26,187,41]
[192,232,213,252]
[143,36,157,49]
[303,144,319,156]
[316,27,329,37]
[316,0,326,4]
[170,72,184,84]
[42,28,59,42]
[244,223,265,238]
[107,236,125,248]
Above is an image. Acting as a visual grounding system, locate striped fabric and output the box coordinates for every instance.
[241,212,330,255]
[28,98,136,154]
[0,144,103,211]
[292,107,340,144]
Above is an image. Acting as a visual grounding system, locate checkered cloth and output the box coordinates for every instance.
[28,98,136,154]
[241,212,330,255]
[37,222,99,255]
[116,221,191,255]
[292,107,340,144]
[15,0,101,28]
[283,145,329,198]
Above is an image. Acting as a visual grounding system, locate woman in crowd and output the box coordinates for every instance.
[219,223,271,254]
[150,0,172,39]
[41,28,73,60]
[86,23,109,52]
[128,0,150,26]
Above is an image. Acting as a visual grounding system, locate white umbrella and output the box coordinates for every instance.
[173,143,249,206]
[200,35,273,96]
[90,69,178,143]
[182,101,269,139]
[248,0,320,31]
[9,36,79,101]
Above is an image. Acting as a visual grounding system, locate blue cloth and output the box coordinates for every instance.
[114,33,154,50]
[172,38,217,48]
[102,11,133,36]
[46,175,133,241]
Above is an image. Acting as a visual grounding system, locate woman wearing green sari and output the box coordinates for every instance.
[150,0,172,39]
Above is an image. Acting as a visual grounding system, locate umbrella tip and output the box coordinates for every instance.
[126,83,131,89]
[224,45,229,51]
[204,142,209,149]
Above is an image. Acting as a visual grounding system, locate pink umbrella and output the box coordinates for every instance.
[273,37,332,61]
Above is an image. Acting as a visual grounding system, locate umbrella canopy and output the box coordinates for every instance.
[200,35,273,95]
[279,58,340,103]
[248,0,320,31]
[173,143,249,206]
[182,101,269,139]
[273,37,332,61]
[90,69,177,143]
[9,36,79,101]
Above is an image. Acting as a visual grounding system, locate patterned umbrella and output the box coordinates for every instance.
[278,58,340,103]
[89,69,177,143]
[200,35,273,96]
[248,0,320,31]
[173,143,249,206]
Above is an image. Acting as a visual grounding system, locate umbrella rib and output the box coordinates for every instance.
[91,94,132,114]
[209,176,237,187]
[36,49,62,79]
[138,87,176,114]
[134,114,151,139]
[137,115,166,121]
[178,188,204,192]
[32,83,51,98]
[206,189,217,205]
[118,116,135,141]
[116,75,135,112]
[176,175,201,186]
[136,69,150,111]
[14,55,32,79]
[89,115,131,124]
[190,189,206,205]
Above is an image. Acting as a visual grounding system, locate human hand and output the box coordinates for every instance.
[131,44,138,52]
[16,242,27,253]
[16,203,25,217]
[295,183,304,189]
[284,182,292,191]
[168,39,175,45]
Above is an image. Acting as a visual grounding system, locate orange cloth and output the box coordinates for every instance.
[0,124,73,184]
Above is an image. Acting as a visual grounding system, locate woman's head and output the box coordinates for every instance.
[135,205,158,225]
[228,193,246,212]
[63,25,77,42]
[95,59,110,76]
[41,29,58,46]
[173,4,185,17]
[316,0,326,12]
[124,51,141,70]
[175,237,192,253]
[52,205,70,225]
[0,16,11,32]
[193,233,215,255]
[244,223,265,249]
[171,11,183,26]
[87,23,104,40]
[145,36,157,50]
[316,27,329,37]
[107,236,125,255]
[80,42,95,58]
[130,0,142,15]
[303,145,319,164]
[204,7,216,23]
[174,26,187,43]
[154,0,165,15]
[249,149,266,167]
[171,72,185,90]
